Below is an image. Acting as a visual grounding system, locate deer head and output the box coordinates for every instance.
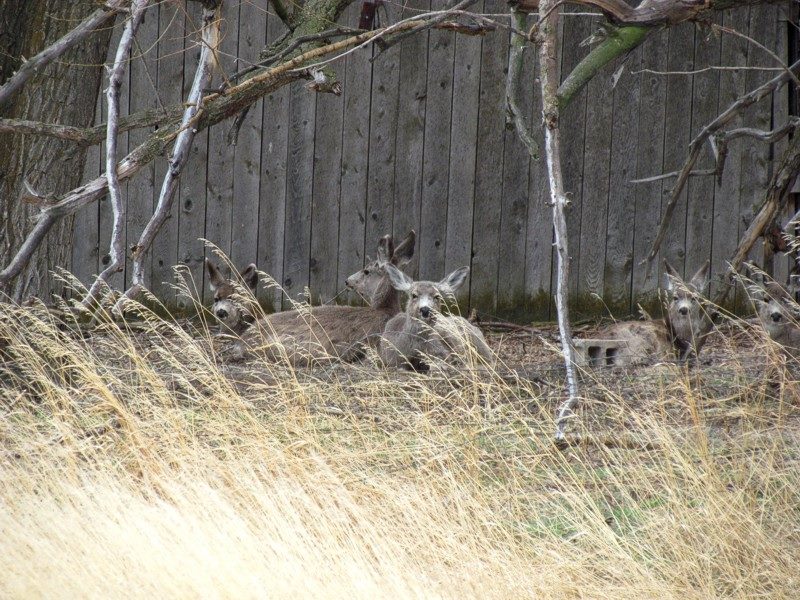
[205,258,258,333]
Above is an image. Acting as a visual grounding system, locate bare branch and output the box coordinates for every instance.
[642,58,800,273]
[116,1,222,310]
[630,168,716,184]
[532,0,580,444]
[0,0,132,109]
[506,9,537,158]
[82,0,150,308]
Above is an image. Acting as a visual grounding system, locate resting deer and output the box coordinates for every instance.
[573,261,713,367]
[237,231,416,365]
[205,259,259,334]
[753,279,800,356]
[379,265,493,370]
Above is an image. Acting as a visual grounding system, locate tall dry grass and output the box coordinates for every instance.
[1,288,799,599]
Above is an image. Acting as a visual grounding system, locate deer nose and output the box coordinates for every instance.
[216,308,228,320]
[678,306,688,316]
[772,313,782,323]
[420,306,431,319]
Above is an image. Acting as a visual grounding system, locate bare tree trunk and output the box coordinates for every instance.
[0,0,112,301]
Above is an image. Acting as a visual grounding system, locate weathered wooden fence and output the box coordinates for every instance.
[71,1,793,320]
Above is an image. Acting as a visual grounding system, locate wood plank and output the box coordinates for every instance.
[194,2,237,305]
[150,2,185,301]
[71,78,103,290]
[497,23,533,321]
[603,46,644,315]
[738,4,783,305]
[97,14,127,291]
[336,3,372,305]
[125,4,159,292]
[684,14,722,292]
[710,7,749,303]
[659,24,695,286]
[309,70,345,303]
[630,29,669,313]
[558,12,591,306]
[230,1,266,274]
[469,0,508,314]
[575,14,614,316]
[418,28,454,281]
[392,0,429,278]
[771,6,791,285]
[365,43,401,269]
[281,80,316,308]
[444,5,482,308]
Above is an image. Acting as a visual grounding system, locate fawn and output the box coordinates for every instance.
[573,261,713,367]
[379,264,493,370]
[236,231,416,365]
[205,259,259,334]
[754,279,800,355]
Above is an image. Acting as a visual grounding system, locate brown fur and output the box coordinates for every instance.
[755,281,800,355]
[240,231,416,365]
[575,261,713,366]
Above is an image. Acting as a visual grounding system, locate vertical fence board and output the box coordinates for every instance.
[230,1,266,274]
[711,8,749,301]
[524,53,553,321]
[392,0,429,277]
[497,29,532,320]
[685,16,722,288]
[310,76,345,303]
[126,6,159,293]
[336,4,373,302]
[630,30,669,311]
[198,3,239,302]
[418,29,454,281]
[772,7,791,285]
[470,1,509,314]
[559,14,591,303]
[72,79,103,289]
[604,47,643,314]
[150,3,185,300]
[445,16,482,306]
[281,81,316,306]
[365,44,400,264]
[660,24,695,278]
[97,15,127,291]
[576,15,614,316]
[257,13,290,311]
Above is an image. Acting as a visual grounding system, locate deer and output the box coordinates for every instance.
[205,259,259,335]
[235,231,416,365]
[753,279,800,356]
[379,265,493,370]
[573,261,713,367]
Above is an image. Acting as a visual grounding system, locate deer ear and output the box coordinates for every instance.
[377,235,394,264]
[690,260,710,292]
[384,264,412,292]
[439,266,469,294]
[663,260,680,292]
[391,230,416,266]
[205,258,226,290]
[240,264,258,292]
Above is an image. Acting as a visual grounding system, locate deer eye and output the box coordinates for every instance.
[363,269,370,275]
[672,294,679,301]
[434,293,443,301]
[411,293,419,299]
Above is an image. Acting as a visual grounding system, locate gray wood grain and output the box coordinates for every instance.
[150,2,184,301]
[418,28,454,281]
[470,1,508,314]
[257,12,290,312]
[336,3,372,305]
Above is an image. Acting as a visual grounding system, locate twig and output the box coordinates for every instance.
[711,23,800,89]
[114,2,222,312]
[630,168,716,184]
[642,58,800,274]
[0,0,131,109]
[533,0,580,444]
[82,0,150,309]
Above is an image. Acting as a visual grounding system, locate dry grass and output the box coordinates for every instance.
[1,292,799,599]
